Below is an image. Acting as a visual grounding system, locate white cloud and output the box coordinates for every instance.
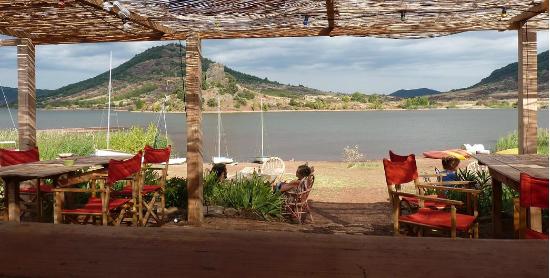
[0,30,547,93]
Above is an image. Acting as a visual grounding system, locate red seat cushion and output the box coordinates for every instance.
[399,208,476,231]
[20,184,53,193]
[62,197,130,214]
[525,229,549,240]
[116,185,161,196]
[402,195,447,209]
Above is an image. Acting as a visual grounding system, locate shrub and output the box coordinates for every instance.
[495,129,549,155]
[207,98,217,107]
[238,90,256,100]
[343,145,365,167]
[350,92,367,103]
[400,96,433,109]
[165,177,188,208]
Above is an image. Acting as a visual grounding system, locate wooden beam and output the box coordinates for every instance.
[510,0,549,29]
[185,32,204,225]
[76,0,175,35]
[17,38,37,150]
[321,0,336,35]
[517,23,538,155]
[0,39,18,46]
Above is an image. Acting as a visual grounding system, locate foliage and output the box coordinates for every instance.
[207,98,217,107]
[350,92,367,103]
[221,75,239,95]
[342,145,365,167]
[288,98,300,107]
[113,83,157,101]
[237,90,256,100]
[209,175,283,220]
[495,129,549,155]
[476,100,512,109]
[400,96,434,109]
[165,177,188,208]
[304,98,328,110]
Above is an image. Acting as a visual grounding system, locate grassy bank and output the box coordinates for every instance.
[495,129,549,155]
[0,125,165,160]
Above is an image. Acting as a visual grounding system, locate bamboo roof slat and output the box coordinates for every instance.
[0,0,547,44]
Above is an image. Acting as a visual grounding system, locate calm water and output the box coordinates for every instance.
[0,109,548,161]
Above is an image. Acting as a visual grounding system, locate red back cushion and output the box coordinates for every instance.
[0,147,40,166]
[107,151,142,185]
[389,150,415,163]
[520,173,549,209]
[383,156,418,186]
[144,145,171,164]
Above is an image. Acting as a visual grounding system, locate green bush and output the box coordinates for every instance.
[165,177,188,208]
[350,92,367,103]
[400,96,434,109]
[207,98,217,107]
[238,90,256,100]
[210,175,283,220]
[495,129,549,155]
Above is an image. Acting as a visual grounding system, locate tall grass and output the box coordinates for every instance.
[495,128,549,155]
[0,124,165,160]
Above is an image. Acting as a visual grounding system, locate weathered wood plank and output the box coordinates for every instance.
[185,32,204,225]
[17,38,36,150]
[518,24,538,155]
[0,223,547,278]
[510,0,549,29]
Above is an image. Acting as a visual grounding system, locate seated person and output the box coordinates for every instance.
[274,164,313,193]
[441,156,460,182]
[210,163,228,182]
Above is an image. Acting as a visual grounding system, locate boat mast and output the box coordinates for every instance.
[106,51,112,149]
[260,95,264,157]
[217,95,221,158]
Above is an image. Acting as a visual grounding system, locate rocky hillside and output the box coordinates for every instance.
[36,43,329,112]
[433,51,549,101]
[390,88,440,98]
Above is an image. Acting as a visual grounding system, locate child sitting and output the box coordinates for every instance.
[441,156,460,182]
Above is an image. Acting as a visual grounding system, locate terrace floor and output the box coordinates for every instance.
[0,222,546,278]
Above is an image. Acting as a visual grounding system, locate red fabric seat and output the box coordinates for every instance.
[116,185,161,196]
[20,184,54,193]
[0,147,39,166]
[525,229,549,240]
[401,195,447,209]
[399,208,476,231]
[144,145,171,164]
[62,197,130,214]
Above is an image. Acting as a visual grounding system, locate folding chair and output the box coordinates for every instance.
[514,173,549,239]
[0,147,52,221]
[383,157,480,239]
[282,175,315,224]
[54,152,141,225]
[136,145,170,226]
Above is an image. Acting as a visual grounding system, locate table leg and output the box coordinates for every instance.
[529,208,542,233]
[491,178,503,238]
[6,179,21,223]
[54,191,65,224]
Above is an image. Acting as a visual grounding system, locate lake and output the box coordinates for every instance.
[0,109,548,161]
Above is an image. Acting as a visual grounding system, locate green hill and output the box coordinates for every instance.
[390,88,440,98]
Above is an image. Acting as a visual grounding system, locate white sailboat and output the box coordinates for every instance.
[254,95,270,163]
[212,95,234,164]
[94,52,132,157]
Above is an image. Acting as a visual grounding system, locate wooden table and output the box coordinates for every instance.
[472,154,549,238]
[0,156,127,223]
[0,223,547,278]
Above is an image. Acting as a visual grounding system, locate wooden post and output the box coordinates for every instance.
[491,177,503,238]
[17,38,37,150]
[517,23,538,155]
[185,32,204,225]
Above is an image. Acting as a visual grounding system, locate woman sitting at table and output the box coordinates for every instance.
[273,164,313,193]
[210,163,228,182]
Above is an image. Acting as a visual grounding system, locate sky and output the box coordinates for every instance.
[0,30,548,94]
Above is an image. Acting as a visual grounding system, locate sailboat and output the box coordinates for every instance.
[254,95,270,163]
[94,52,132,157]
[212,95,234,164]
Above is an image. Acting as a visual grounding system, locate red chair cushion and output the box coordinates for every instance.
[389,150,415,163]
[62,197,130,214]
[0,147,39,166]
[399,208,476,231]
[520,173,549,209]
[525,229,549,240]
[116,185,161,196]
[383,156,418,186]
[401,195,448,209]
[107,152,142,185]
[144,145,171,164]
[20,183,53,193]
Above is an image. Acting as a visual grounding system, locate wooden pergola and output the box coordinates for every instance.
[0,0,548,224]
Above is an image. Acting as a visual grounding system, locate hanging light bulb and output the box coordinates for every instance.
[103,1,113,12]
[400,10,406,22]
[501,7,507,18]
[303,15,310,26]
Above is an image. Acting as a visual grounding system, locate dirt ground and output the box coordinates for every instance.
[164,158,499,237]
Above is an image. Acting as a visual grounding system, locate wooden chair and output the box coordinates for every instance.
[282,175,315,224]
[54,152,142,225]
[388,150,472,212]
[514,173,549,239]
[383,157,480,239]
[260,157,285,184]
[0,147,52,221]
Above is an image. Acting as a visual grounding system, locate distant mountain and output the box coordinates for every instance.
[433,51,549,101]
[0,86,54,107]
[390,88,440,98]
